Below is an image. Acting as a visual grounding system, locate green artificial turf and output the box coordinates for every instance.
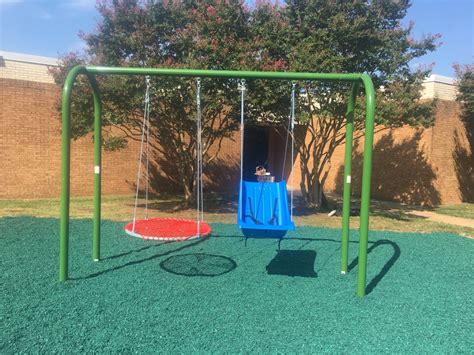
[1,217,473,352]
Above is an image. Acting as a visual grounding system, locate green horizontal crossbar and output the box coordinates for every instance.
[85,66,368,82]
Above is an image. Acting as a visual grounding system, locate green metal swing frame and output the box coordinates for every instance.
[58,66,375,297]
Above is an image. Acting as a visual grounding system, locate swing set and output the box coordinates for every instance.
[58,66,375,297]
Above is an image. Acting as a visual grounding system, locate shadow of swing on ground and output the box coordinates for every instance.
[160,253,237,277]
[266,250,318,278]
[262,237,400,294]
[72,238,207,280]
[75,232,400,295]
[101,242,171,261]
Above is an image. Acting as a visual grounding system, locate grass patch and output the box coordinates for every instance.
[1,194,473,236]
[435,203,474,219]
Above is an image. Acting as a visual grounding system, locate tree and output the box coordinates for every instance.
[454,62,474,123]
[52,0,250,206]
[248,0,439,208]
[53,0,440,209]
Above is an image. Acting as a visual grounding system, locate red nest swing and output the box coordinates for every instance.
[124,77,211,242]
[124,218,211,241]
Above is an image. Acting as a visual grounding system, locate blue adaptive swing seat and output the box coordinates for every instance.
[237,180,295,238]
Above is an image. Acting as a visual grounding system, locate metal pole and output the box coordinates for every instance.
[59,66,87,281]
[89,75,102,262]
[341,82,359,274]
[357,75,376,297]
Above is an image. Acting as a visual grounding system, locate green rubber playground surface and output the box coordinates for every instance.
[1,217,473,352]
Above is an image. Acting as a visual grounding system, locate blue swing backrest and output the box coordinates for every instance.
[237,180,295,238]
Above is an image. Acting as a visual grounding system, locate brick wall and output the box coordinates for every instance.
[0,76,241,199]
[2,77,472,205]
[286,100,473,205]
[0,78,143,198]
[1,53,471,205]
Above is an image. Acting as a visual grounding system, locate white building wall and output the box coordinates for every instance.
[0,51,58,84]
[421,74,457,101]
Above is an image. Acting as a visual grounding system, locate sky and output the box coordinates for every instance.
[0,0,472,77]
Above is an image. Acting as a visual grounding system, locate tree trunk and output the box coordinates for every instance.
[298,155,329,210]
[183,182,193,208]
[180,168,195,209]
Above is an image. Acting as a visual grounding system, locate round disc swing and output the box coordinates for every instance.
[124,77,211,241]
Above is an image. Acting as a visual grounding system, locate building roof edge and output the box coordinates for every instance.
[0,50,58,66]
[424,74,455,85]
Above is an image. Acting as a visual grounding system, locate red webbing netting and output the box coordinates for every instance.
[124,218,211,241]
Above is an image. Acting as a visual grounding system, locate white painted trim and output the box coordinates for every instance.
[0,50,58,66]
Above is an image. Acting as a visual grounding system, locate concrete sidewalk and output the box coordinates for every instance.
[408,210,474,229]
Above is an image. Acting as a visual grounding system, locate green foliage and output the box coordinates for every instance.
[53,0,252,202]
[454,63,474,123]
[251,0,439,207]
[52,0,440,207]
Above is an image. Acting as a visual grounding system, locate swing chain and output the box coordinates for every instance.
[238,79,246,183]
[291,81,297,128]
[238,78,246,92]
[290,81,296,221]
[144,75,151,104]
[132,75,153,230]
[195,78,204,236]
[196,78,201,99]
